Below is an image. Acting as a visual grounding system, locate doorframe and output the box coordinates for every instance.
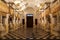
[25,13,35,28]
[26,14,33,28]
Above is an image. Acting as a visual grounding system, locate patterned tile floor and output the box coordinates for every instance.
[0,26,60,40]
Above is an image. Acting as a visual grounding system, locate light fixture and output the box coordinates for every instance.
[36,3,40,7]
[14,0,21,4]
[39,6,43,9]
[20,5,26,11]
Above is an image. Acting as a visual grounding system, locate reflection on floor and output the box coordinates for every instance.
[1,26,60,39]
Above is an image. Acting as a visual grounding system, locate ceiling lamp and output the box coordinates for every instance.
[21,5,26,10]
[36,3,40,7]
[14,1,21,4]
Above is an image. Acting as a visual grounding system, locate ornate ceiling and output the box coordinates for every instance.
[4,0,55,11]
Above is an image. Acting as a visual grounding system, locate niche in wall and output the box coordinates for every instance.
[53,15,57,24]
[2,16,6,26]
[8,16,13,23]
[46,15,51,23]
[22,19,25,25]
[35,19,37,25]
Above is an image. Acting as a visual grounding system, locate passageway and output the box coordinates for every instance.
[0,0,60,40]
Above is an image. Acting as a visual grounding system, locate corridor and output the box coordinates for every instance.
[0,0,60,40]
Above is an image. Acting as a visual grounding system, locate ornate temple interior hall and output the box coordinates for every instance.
[0,0,60,40]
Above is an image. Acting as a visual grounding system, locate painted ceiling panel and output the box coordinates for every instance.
[4,0,55,11]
